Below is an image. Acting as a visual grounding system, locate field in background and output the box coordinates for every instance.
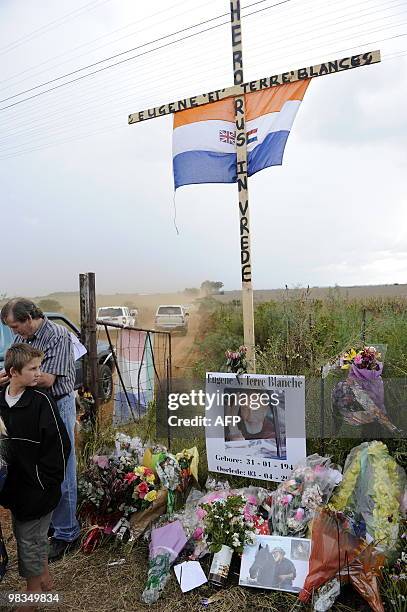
[23,282,407,326]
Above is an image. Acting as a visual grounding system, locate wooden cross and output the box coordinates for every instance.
[128,0,380,372]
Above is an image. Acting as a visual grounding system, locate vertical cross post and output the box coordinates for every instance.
[230,0,256,372]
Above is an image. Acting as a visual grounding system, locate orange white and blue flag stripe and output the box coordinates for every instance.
[173,79,310,189]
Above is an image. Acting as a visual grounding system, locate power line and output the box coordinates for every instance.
[0,0,292,108]
[0,30,404,160]
[0,14,405,143]
[1,2,404,128]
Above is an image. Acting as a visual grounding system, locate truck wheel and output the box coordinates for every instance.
[98,363,113,402]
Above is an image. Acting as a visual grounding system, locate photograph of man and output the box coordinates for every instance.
[270,547,296,590]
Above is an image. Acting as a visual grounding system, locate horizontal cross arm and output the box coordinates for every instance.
[128,49,380,124]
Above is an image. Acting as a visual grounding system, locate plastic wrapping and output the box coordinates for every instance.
[270,455,342,536]
[346,544,386,612]
[299,509,385,612]
[299,510,361,602]
[331,441,406,552]
[332,378,399,432]
[141,520,187,604]
[129,489,168,540]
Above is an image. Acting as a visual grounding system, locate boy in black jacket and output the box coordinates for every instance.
[0,344,70,607]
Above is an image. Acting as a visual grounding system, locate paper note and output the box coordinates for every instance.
[174,561,207,593]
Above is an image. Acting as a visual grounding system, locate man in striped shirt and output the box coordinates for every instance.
[0,298,80,560]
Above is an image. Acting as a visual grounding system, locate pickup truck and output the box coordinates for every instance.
[0,312,114,402]
[155,305,189,335]
[97,306,137,328]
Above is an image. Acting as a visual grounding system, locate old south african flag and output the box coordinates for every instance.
[172,79,310,189]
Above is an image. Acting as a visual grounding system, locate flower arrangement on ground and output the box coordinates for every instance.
[330,440,406,552]
[78,455,159,552]
[197,492,257,553]
[270,455,342,537]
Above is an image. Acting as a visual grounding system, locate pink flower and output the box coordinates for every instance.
[281,494,293,506]
[294,507,305,521]
[196,507,207,520]
[136,481,149,499]
[193,527,204,540]
[354,354,363,365]
[205,492,224,504]
[244,504,255,521]
[124,472,137,484]
[92,455,109,469]
[246,495,257,505]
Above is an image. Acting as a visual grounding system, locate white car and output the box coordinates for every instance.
[97,306,137,328]
[155,305,189,334]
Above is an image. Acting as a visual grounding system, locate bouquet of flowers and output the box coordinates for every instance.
[114,433,146,464]
[175,447,198,492]
[197,492,257,553]
[150,447,198,514]
[332,345,400,432]
[225,345,248,375]
[330,441,406,552]
[270,455,342,537]
[340,346,382,371]
[299,508,387,612]
[78,455,158,552]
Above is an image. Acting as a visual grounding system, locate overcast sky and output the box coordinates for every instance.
[1,0,406,296]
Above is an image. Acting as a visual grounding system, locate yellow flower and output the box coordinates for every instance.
[134,466,146,476]
[146,474,155,484]
[144,490,157,502]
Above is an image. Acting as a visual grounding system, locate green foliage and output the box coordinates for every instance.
[196,292,407,379]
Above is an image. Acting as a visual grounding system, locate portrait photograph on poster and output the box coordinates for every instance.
[223,387,286,459]
[205,373,306,482]
[239,535,311,593]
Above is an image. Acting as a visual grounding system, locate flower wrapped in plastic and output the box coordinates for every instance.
[78,455,159,552]
[332,346,400,433]
[114,433,146,463]
[270,455,342,537]
[141,520,187,604]
[299,508,386,612]
[330,440,406,552]
[197,491,257,554]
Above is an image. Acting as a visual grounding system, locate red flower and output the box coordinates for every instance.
[124,472,137,484]
[136,481,149,499]
[143,467,154,477]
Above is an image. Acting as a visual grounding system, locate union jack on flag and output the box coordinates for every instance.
[219,129,235,144]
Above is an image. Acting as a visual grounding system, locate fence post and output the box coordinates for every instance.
[320,366,325,455]
[79,272,100,423]
[166,333,172,450]
[361,308,367,344]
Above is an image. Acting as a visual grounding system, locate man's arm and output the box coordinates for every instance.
[36,372,56,388]
[39,333,72,388]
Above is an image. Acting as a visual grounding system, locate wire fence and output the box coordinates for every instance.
[96,321,171,427]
